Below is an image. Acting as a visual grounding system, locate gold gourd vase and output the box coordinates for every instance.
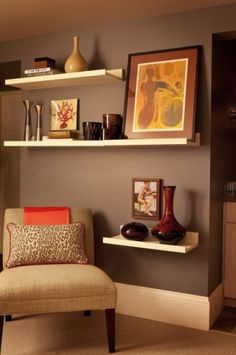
[64,36,88,73]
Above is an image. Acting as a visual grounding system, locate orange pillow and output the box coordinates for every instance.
[23,206,70,225]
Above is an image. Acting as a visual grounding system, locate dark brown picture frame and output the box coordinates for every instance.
[132,178,162,220]
[124,46,200,140]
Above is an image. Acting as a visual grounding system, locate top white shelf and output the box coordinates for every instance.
[5,69,124,90]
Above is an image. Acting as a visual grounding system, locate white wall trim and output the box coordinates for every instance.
[209,283,224,327]
[115,282,224,330]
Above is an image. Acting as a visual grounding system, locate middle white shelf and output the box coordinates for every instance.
[4,133,200,147]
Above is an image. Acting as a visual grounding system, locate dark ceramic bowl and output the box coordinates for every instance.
[121,222,149,241]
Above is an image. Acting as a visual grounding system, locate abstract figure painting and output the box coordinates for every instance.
[124,46,200,140]
[134,61,186,130]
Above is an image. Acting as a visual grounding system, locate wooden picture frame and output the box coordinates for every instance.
[51,98,79,131]
[124,46,200,140]
[132,178,162,220]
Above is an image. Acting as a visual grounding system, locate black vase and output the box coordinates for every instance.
[83,121,102,140]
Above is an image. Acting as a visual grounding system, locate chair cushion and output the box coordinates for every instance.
[6,222,88,268]
[0,264,116,314]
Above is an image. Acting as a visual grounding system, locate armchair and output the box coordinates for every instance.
[0,208,116,352]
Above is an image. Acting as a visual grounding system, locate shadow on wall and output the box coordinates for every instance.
[184,188,209,250]
[184,189,199,228]
[0,61,21,91]
[89,37,107,70]
[92,211,114,261]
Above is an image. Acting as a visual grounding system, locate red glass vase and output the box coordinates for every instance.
[151,186,185,244]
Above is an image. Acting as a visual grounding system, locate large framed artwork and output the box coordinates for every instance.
[51,98,79,131]
[132,178,162,220]
[124,46,201,140]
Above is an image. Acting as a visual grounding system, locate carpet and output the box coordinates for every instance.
[1,311,236,354]
[212,306,236,334]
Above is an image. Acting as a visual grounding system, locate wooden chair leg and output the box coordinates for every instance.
[105,308,115,353]
[5,315,12,322]
[0,316,3,345]
[83,310,91,316]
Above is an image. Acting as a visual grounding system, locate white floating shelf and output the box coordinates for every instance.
[4,140,104,147]
[4,133,200,148]
[5,69,124,90]
[103,232,199,253]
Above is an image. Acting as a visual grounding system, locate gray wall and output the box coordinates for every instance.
[1,4,236,296]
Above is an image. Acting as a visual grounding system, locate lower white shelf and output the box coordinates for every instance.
[103,231,199,253]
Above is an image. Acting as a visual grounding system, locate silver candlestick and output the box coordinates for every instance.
[34,104,44,141]
[23,100,33,141]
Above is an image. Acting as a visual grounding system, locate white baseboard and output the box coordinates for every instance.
[115,282,224,330]
[209,283,224,327]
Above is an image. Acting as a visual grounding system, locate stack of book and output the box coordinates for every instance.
[34,57,56,68]
[23,57,62,77]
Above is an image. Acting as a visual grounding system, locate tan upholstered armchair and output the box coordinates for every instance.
[0,208,116,353]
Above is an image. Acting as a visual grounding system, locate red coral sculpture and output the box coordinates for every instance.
[55,101,76,129]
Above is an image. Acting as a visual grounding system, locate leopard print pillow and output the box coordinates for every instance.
[6,222,88,268]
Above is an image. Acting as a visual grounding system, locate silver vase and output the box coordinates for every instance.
[23,100,33,141]
[34,104,44,141]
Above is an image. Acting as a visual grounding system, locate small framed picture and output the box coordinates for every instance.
[132,178,162,220]
[51,98,79,131]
